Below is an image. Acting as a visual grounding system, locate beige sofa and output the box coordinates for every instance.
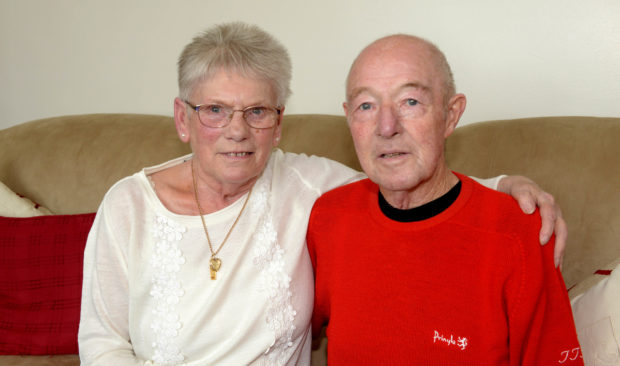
[0,113,618,365]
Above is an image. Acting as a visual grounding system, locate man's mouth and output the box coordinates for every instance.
[381,152,406,158]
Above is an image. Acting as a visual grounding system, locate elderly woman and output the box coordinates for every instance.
[78,23,565,365]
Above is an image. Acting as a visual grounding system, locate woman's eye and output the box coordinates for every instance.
[250,107,264,115]
[207,105,222,113]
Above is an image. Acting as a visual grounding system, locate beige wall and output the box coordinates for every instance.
[1,0,619,129]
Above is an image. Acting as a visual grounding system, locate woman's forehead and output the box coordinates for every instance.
[192,70,277,104]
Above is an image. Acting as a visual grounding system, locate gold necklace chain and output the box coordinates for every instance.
[191,160,252,280]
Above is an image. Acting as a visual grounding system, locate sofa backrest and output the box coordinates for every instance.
[0,113,360,214]
[0,114,189,214]
[1,113,618,288]
[446,116,620,288]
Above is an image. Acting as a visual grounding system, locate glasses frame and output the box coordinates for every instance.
[184,100,281,129]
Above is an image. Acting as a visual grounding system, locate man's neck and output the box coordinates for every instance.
[379,180,461,222]
[380,169,459,210]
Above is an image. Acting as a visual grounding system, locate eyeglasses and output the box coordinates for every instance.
[184,100,281,129]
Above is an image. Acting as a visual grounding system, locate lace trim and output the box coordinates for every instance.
[251,181,297,365]
[149,215,186,365]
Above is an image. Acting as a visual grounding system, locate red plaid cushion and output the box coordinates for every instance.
[0,213,96,355]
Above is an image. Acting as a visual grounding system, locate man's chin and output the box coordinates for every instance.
[370,176,422,194]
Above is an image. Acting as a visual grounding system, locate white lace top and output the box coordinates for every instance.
[78,149,364,365]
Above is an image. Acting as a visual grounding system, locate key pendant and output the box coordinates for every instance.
[209,257,222,280]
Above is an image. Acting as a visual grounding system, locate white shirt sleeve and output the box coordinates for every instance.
[78,186,150,366]
[469,175,507,191]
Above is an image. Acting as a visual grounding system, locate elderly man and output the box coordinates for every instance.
[307,35,583,365]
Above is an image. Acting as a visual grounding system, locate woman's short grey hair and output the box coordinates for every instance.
[178,22,292,106]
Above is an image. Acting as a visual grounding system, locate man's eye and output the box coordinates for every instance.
[360,103,372,111]
[406,98,418,106]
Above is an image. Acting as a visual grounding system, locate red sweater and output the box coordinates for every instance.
[307,174,583,365]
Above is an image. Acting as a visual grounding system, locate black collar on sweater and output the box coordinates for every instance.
[378,180,462,222]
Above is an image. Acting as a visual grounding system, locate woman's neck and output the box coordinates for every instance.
[190,160,255,213]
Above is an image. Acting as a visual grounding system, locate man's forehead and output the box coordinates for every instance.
[352,42,435,74]
[347,53,437,98]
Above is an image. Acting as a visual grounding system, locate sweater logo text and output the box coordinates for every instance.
[433,330,468,350]
[558,347,582,363]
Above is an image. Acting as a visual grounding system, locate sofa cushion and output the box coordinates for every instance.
[0,355,79,366]
[0,213,96,355]
[0,181,52,217]
[570,257,620,364]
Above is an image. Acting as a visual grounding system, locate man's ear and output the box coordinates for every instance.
[342,101,349,117]
[444,93,467,138]
[174,97,191,143]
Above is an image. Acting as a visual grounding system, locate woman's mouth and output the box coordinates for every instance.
[225,152,251,157]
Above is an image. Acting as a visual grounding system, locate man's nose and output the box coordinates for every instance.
[376,105,401,138]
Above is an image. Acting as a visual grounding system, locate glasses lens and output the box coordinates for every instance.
[194,104,278,128]
[198,104,231,127]
[244,107,277,128]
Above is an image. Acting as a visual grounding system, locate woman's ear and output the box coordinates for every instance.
[272,106,285,146]
[174,97,191,143]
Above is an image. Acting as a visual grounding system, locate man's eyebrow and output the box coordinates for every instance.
[347,86,371,102]
[402,82,432,94]
[347,82,432,101]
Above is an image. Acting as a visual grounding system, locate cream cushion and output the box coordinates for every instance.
[570,257,620,365]
[0,181,52,217]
